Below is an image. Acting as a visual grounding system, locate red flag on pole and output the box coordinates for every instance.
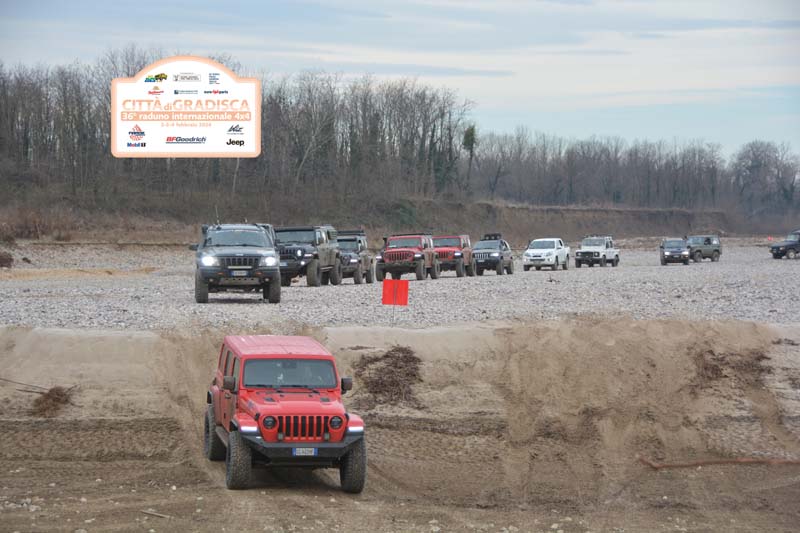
[382,279,409,306]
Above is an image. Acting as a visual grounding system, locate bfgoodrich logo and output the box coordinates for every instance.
[166,136,207,144]
[227,139,245,146]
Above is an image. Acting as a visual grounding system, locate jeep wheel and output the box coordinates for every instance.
[281,275,292,287]
[339,438,367,494]
[430,260,441,279]
[523,265,530,271]
[787,249,797,260]
[506,259,515,274]
[321,272,330,285]
[551,258,559,271]
[455,259,465,277]
[194,272,209,304]
[204,406,225,461]
[562,256,568,270]
[306,259,321,287]
[711,251,720,262]
[353,265,364,284]
[265,278,281,304]
[661,258,667,266]
[330,261,343,285]
[225,430,252,490]
[535,266,541,271]
[575,260,581,268]
[612,256,619,267]
[683,258,690,266]
[365,262,375,284]
[495,260,504,275]
[375,265,385,281]
[466,258,476,277]
[476,268,484,276]
[599,257,607,267]
[693,251,703,263]
[415,261,425,280]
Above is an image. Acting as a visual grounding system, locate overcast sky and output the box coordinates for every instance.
[1,0,798,155]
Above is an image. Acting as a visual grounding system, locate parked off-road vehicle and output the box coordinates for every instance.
[190,224,281,304]
[337,230,375,284]
[687,234,722,262]
[770,230,800,259]
[375,234,440,281]
[433,234,476,277]
[659,238,690,265]
[473,233,514,275]
[523,238,570,271]
[575,235,619,267]
[204,335,366,493]
[275,226,342,287]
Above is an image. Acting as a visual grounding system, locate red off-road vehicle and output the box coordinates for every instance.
[375,234,440,281]
[433,235,476,277]
[204,335,366,493]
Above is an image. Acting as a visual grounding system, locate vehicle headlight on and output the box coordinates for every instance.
[260,254,278,267]
[414,253,423,258]
[454,252,462,257]
[304,253,313,258]
[349,258,358,263]
[681,251,689,255]
[263,416,277,429]
[295,249,303,258]
[664,252,670,255]
[490,252,500,257]
[375,255,382,261]
[330,416,343,429]
[200,255,218,267]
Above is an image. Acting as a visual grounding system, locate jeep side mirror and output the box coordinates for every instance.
[341,377,353,393]
[222,376,236,391]
[189,244,198,251]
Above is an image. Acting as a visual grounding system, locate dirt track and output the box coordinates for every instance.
[1,319,799,532]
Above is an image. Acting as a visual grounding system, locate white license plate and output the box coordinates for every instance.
[231,270,248,277]
[292,447,317,457]
[280,261,287,267]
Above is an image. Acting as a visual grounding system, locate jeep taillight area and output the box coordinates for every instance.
[375,234,441,281]
[204,335,366,493]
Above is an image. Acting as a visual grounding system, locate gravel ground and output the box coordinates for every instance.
[0,241,797,331]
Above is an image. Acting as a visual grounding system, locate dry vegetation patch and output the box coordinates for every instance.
[29,386,77,417]
[353,345,422,407]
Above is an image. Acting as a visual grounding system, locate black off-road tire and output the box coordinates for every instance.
[204,406,225,461]
[281,275,292,287]
[466,258,476,277]
[524,265,530,271]
[225,430,252,490]
[495,260,504,275]
[600,257,607,267]
[551,258,559,271]
[330,261,343,285]
[506,259,515,274]
[455,259,465,277]
[613,256,619,267]
[476,268,484,276]
[415,261,425,280]
[430,260,441,279]
[306,259,321,287]
[339,439,367,494]
[694,251,703,263]
[787,249,797,260]
[711,251,720,262]
[353,265,363,284]
[562,256,568,270]
[195,272,209,304]
[375,265,385,281]
[265,277,281,303]
[365,262,375,283]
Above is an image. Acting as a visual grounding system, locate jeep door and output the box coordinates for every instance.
[314,229,328,265]
[221,355,240,430]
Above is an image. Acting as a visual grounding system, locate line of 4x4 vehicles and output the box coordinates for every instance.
[191,225,800,494]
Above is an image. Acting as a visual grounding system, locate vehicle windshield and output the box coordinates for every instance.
[785,233,800,242]
[243,358,337,389]
[204,229,270,248]
[474,240,500,250]
[387,237,422,248]
[529,240,555,249]
[664,239,686,248]
[434,237,461,247]
[687,237,706,245]
[581,238,605,247]
[338,240,359,251]
[276,229,315,244]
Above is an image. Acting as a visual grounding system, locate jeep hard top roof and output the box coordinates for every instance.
[224,335,332,358]
[276,225,334,231]
[389,233,431,238]
[202,223,268,233]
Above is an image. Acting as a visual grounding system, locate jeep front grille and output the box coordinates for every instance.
[278,415,330,441]
[219,256,259,268]
[384,250,414,262]
[474,252,493,260]
[438,251,454,260]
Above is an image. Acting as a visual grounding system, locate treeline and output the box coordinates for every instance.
[0,46,797,221]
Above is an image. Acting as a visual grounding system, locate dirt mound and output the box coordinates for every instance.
[29,385,76,417]
[352,345,422,408]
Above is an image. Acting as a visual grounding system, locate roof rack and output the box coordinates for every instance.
[481,233,502,241]
[338,229,366,236]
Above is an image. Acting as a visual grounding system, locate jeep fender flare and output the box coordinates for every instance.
[206,391,212,404]
[232,413,259,434]
[345,413,366,435]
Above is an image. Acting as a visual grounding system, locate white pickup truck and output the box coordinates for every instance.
[523,238,570,271]
[575,235,620,267]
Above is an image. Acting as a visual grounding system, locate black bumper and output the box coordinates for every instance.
[379,261,417,273]
[279,258,310,277]
[242,434,363,465]
[198,266,279,285]
[475,258,500,267]
[662,256,688,263]
[438,259,462,270]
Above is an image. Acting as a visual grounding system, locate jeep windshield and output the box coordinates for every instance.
[276,229,315,244]
[664,240,686,248]
[529,240,555,249]
[387,237,421,248]
[243,358,337,389]
[338,240,359,251]
[204,230,270,247]
[687,237,706,245]
[581,238,605,247]
[434,237,461,247]
[474,240,500,250]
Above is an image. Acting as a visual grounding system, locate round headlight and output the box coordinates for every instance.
[296,249,303,257]
[263,416,276,429]
[200,255,217,267]
[330,416,343,430]
[261,256,277,267]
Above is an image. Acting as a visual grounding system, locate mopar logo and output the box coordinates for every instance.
[227,139,245,146]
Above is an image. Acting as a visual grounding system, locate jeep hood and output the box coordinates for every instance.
[434,246,461,252]
[202,245,275,256]
[244,390,345,414]
[579,245,604,252]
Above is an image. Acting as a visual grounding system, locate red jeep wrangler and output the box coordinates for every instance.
[433,235,476,277]
[375,234,440,281]
[204,335,366,493]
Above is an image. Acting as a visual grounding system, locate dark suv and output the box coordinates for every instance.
[473,233,514,275]
[770,230,800,260]
[337,230,375,284]
[275,226,342,287]
[191,224,281,304]
[659,238,690,266]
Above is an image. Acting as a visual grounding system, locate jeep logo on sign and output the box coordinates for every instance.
[227,139,245,146]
